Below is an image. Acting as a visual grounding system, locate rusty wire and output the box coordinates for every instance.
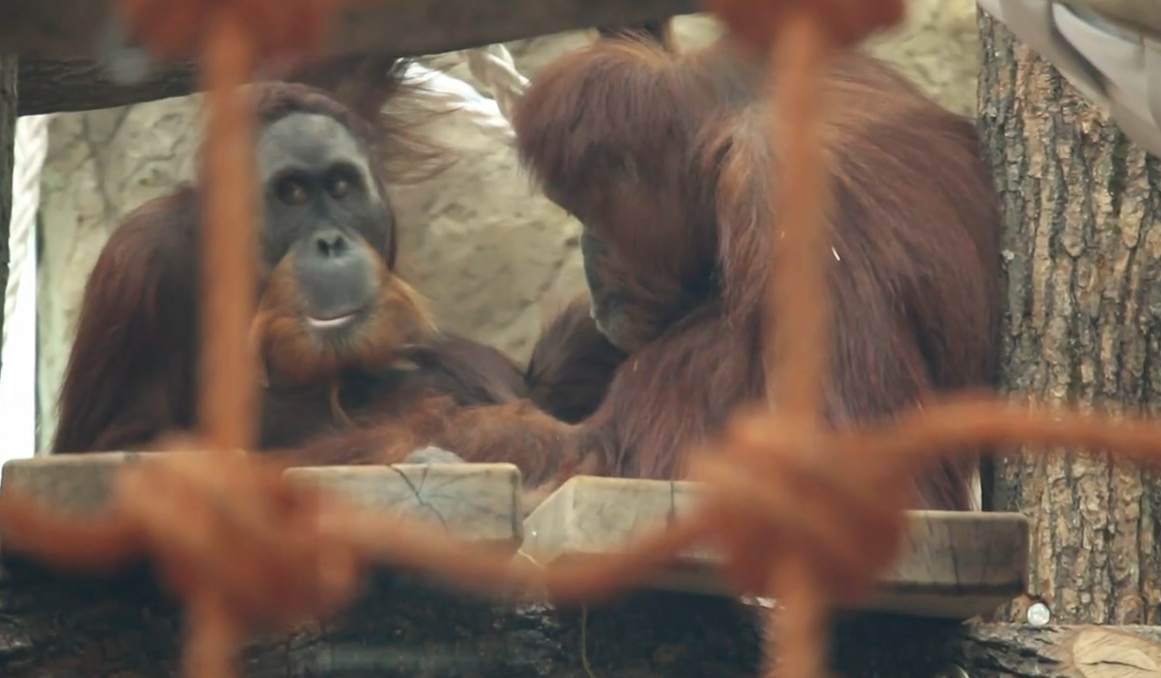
[4,2,1161,678]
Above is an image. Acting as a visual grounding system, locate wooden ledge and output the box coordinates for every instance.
[1,0,698,60]
[0,455,1107,678]
[523,476,1030,620]
[1,455,1029,620]
[284,464,523,549]
[0,453,524,557]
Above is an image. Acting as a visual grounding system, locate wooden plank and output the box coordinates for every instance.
[0,458,1147,678]
[0,0,699,60]
[284,464,523,550]
[0,450,142,516]
[16,5,697,114]
[17,57,199,115]
[523,476,1030,620]
[0,453,524,555]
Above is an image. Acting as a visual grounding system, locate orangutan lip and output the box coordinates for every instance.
[306,313,358,330]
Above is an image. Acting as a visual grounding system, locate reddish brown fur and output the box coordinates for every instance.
[51,54,621,463]
[254,244,436,385]
[596,20,673,49]
[524,295,628,424]
[295,37,1001,511]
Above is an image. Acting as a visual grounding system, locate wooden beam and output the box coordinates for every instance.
[2,455,1030,621]
[0,454,525,550]
[524,476,1030,620]
[17,57,198,115]
[0,0,700,60]
[16,5,698,114]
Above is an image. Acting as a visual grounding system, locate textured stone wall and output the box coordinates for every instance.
[34,3,982,450]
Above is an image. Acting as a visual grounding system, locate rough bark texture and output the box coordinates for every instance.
[2,558,1156,678]
[978,13,1161,624]
[960,624,1161,677]
[0,55,15,380]
[0,559,1053,678]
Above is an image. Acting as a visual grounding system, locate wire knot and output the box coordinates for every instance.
[0,451,366,631]
[127,452,366,626]
[687,411,909,605]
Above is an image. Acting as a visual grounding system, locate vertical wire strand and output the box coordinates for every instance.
[762,12,837,678]
[198,8,260,453]
[765,13,834,424]
[183,591,242,678]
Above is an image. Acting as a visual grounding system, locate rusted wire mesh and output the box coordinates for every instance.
[4,1,1161,678]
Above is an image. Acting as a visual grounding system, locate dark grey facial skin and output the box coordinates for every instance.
[580,230,632,347]
[256,113,394,333]
[580,229,683,353]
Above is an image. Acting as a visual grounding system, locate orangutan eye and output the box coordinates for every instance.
[325,167,360,200]
[275,176,310,205]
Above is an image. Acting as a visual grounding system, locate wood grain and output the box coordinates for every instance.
[0,0,697,59]
[0,454,524,552]
[524,476,1029,619]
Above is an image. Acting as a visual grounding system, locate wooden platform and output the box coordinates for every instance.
[0,452,525,553]
[0,454,1083,678]
[0,453,1029,621]
[524,475,1029,619]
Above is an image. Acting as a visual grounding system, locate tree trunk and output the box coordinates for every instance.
[978,12,1161,624]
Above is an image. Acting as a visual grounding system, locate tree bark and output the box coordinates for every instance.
[960,624,1161,676]
[3,558,1157,678]
[978,12,1161,624]
[0,557,1098,678]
